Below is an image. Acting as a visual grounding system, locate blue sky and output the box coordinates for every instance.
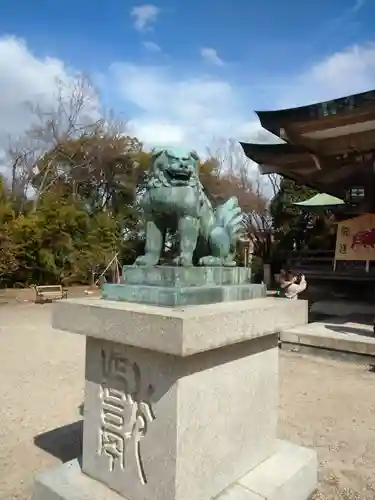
[0,0,370,71]
[0,0,374,152]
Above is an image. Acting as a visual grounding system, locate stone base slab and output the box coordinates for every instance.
[121,266,252,287]
[102,266,259,307]
[33,440,317,500]
[53,297,308,356]
[280,315,375,358]
[101,283,266,307]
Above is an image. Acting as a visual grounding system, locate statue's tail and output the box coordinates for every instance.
[214,196,244,242]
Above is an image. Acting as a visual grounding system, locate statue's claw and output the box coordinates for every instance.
[199,256,223,267]
[134,254,160,266]
[222,259,237,267]
[173,254,193,267]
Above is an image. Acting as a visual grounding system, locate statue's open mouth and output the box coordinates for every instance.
[165,167,192,182]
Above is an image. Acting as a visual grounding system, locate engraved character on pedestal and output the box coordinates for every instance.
[99,348,155,484]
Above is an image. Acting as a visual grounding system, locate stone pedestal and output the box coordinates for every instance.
[102,266,264,307]
[33,297,317,500]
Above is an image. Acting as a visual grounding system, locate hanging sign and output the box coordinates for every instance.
[335,213,375,261]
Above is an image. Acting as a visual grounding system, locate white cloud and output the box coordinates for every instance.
[129,121,184,145]
[103,41,375,152]
[309,43,375,95]
[0,36,73,138]
[351,0,366,12]
[108,62,252,150]
[143,41,161,52]
[2,34,375,189]
[200,47,225,66]
[131,4,160,32]
[0,35,100,179]
[280,43,375,108]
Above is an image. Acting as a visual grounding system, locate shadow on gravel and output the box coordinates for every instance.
[34,420,83,462]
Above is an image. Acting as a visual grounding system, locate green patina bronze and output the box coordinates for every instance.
[122,265,252,287]
[101,266,265,307]
[100,147,256,307]
[134,147,244,267]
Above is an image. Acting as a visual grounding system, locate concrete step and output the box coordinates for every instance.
[280,314,375,363]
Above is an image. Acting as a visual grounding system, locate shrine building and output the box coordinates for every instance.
[240,89,375,287]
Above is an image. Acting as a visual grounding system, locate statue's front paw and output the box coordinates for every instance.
[134,254,159,266]
[223,259,237,267]
[173,254,193,266]
[199,256,222,267]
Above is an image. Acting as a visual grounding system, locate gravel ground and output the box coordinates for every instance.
[0,304,374,500]
[279,353,375,500]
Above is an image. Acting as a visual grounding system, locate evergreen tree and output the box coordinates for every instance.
[270,178,317,251]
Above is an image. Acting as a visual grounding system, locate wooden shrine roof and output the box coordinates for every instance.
[255,89,375,150]
[241,88,375,194]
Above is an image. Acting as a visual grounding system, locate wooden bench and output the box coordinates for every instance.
[34,285,68,303]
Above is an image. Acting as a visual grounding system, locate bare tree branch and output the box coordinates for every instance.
[267,173,280,198]
[6,75,103,211]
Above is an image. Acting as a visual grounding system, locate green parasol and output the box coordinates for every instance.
[293,193,345,209]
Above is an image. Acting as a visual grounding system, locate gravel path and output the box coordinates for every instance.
[0,305,84,500]
[280,352,375,499]
[0,304,374,500]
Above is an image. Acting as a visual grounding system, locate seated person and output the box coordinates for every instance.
[278,270,307,300]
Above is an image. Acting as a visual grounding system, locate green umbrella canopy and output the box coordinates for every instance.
[293,193,345,208]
